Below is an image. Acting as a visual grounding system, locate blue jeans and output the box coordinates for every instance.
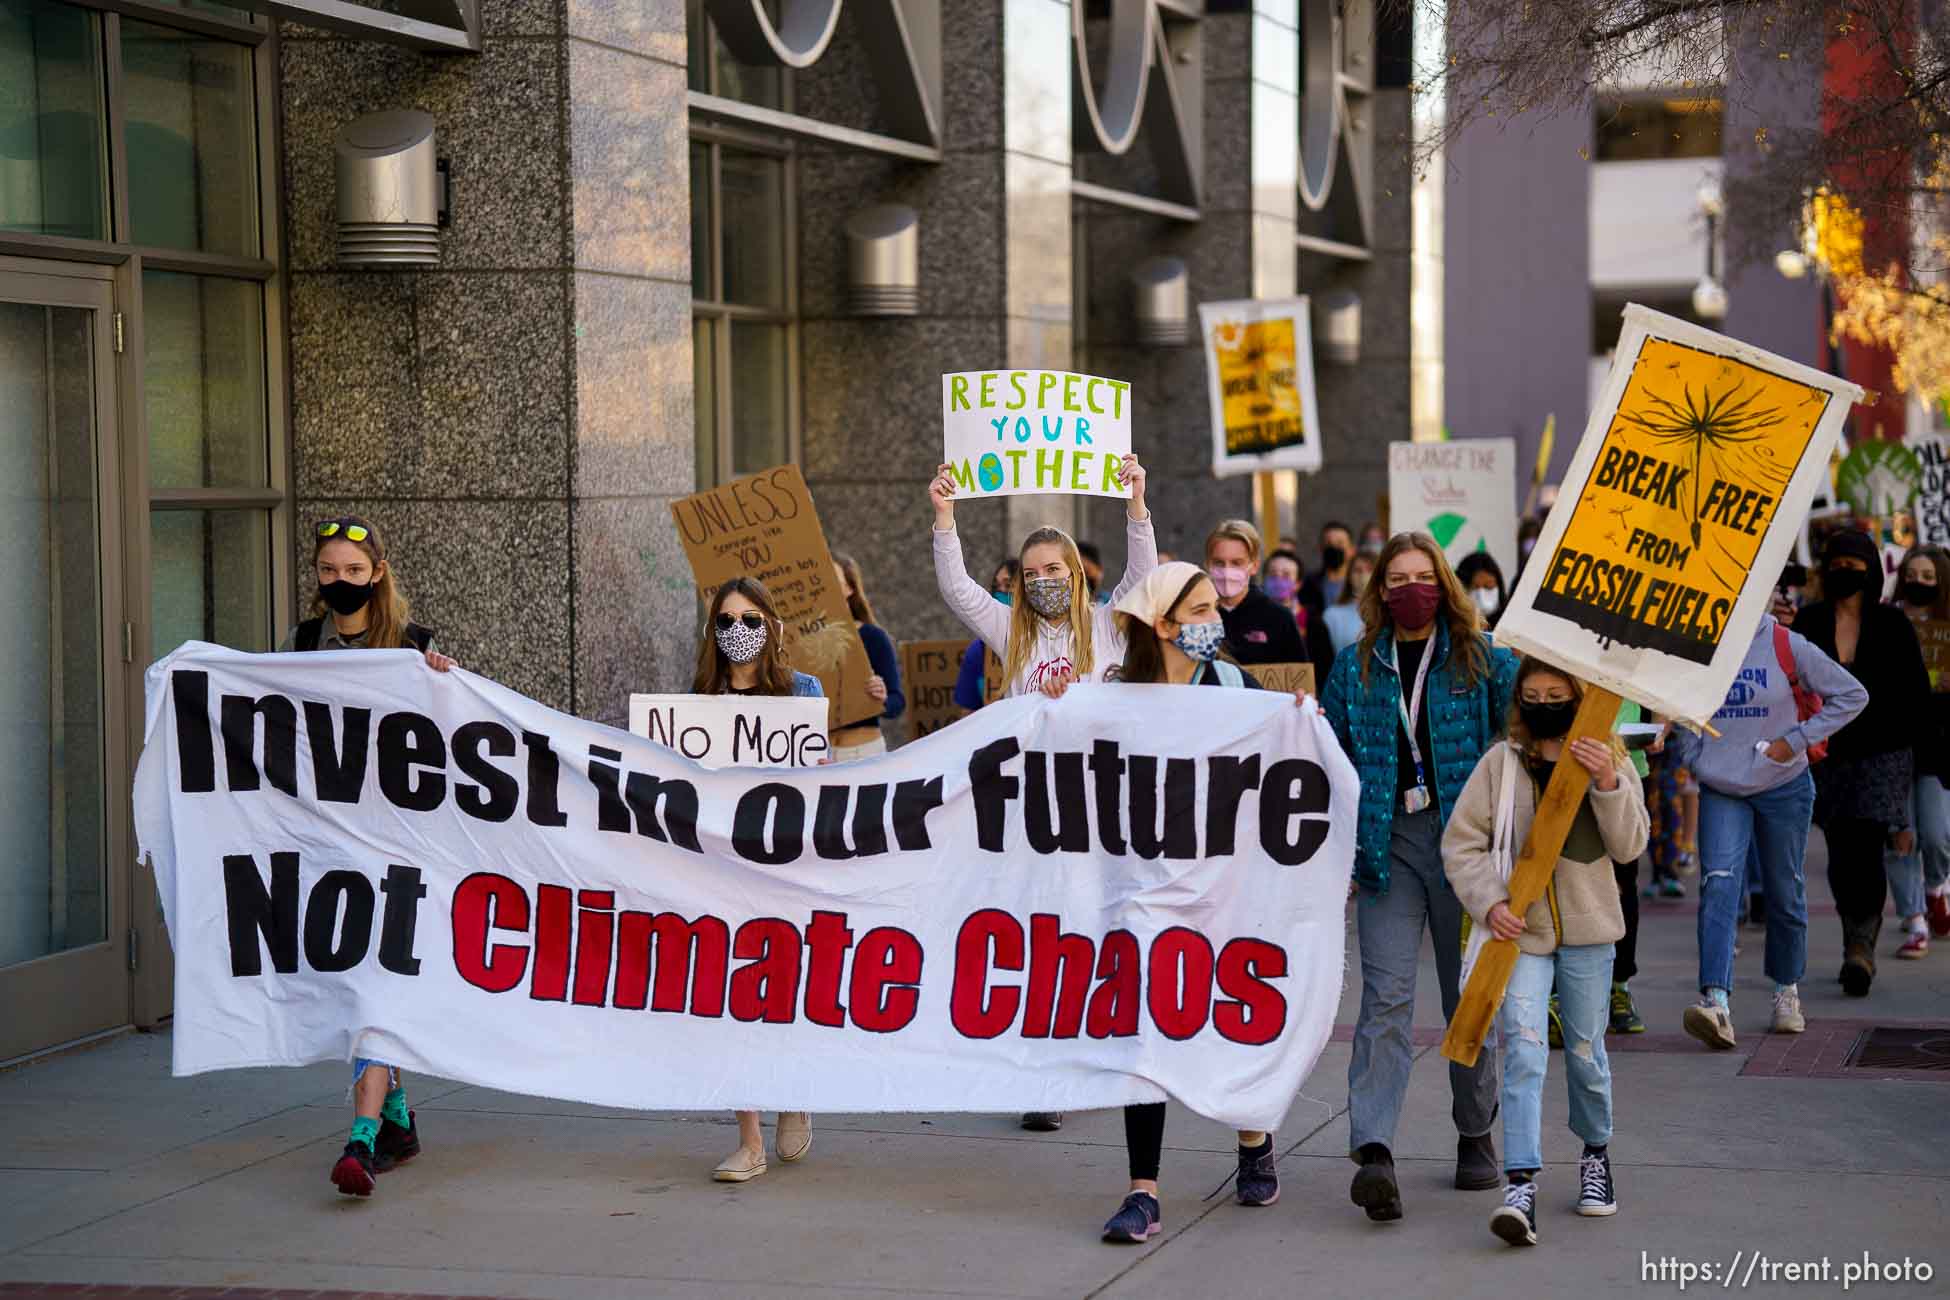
[1348,808,1500,1153]
[1498,944,1614,1172]
[1886,775,1950,919]
[1697,772,1815,993]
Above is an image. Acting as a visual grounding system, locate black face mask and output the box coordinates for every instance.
[320,579,376,616]
[1322,546,1348,571]
[1520,699,1576,741]
[1903,580,1938,607]
[1822,567,1874,601]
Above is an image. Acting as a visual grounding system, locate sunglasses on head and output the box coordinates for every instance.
[316,518,371,543]
[715,612,766,631]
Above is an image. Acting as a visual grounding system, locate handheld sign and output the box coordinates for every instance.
[628,693,829,769]
[1913,617,1950,690]
[1388,437,1518,582]
[941,369,1132,499]
[899,639,971,743]
[1496,304,1864,726]
[669,464,877,732]
[1907,432,1950,547]
[1197,296,1323,476]
[1835,438,1923,518]
[1247,662,1316,696]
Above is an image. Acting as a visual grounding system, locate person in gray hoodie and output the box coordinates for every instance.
[1667,613,1867,1049]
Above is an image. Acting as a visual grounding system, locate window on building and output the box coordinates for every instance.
[688,1,796,488]
[1594,97,1724,162]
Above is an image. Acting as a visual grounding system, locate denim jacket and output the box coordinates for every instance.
[1320,623,1518,892]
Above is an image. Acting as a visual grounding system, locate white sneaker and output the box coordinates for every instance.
[1770,986,1806,1034]
[1682,999,1737,1050]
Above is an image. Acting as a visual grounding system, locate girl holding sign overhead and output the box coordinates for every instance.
[929,452,1151,1133]
[689,577,822,1183]
[280,516,455,1200]
[1319,531,1517,1223]
[1094,560,1309,1245]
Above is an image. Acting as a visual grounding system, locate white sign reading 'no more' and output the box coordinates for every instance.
[941,370,1133,499]
[628,694,829,769]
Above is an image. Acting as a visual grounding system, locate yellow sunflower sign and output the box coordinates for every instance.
[1498,305,1863,724]
[1198,297,1322,476]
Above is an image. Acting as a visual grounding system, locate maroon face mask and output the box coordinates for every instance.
[1383,581,1441,632]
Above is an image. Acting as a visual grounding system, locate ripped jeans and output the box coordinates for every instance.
[1496,944,1614,1173]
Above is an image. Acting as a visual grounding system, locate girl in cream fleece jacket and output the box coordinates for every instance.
[1441,657,1648,1247]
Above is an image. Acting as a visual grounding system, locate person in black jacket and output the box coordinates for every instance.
[1794,529,1933,995]
[1204,519,1308,666]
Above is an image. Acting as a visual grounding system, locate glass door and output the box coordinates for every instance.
[0,258,130,1061]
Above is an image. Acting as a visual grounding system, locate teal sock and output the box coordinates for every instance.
[381,1086,410,1129]
[349,1116,379,1150]
[1706,986,1730,1009]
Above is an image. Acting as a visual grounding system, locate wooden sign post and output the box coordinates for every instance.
[1440,684,1622,1068]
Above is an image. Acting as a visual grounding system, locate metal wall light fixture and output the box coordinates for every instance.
[336,110,443,267]
[1314,290,1361,364]
[1132,256,1189,346]
[845,204,919,315]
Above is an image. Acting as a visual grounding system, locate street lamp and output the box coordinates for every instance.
[1693,179,1728,320]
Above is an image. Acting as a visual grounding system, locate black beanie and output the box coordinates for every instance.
[1822,528,1880,572]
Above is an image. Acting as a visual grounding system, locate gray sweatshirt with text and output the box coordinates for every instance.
[1667,614,1868,798]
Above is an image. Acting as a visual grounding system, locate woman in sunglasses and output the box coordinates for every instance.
[281,516,454,1198]
[690,578,820,1182]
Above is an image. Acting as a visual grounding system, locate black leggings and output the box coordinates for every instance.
[1125,1103,1166,1181]
[1825,817,1891,924]
[1614,856,1641,984]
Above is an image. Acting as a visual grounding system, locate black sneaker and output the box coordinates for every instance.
[373,1110,420,1173]
[1235,1138,1279,1207]
[1349,1143,1403,1221]
[1455,1131,1500,1190]
[1021,1112,1064,1132]
[1576,1149,1617,1217]
[1101,1191,1162,1243]
[331,1140,377,1197]
[1490,1177,1538,1246]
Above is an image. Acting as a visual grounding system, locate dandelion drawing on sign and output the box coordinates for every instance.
[1617,381,1785,546]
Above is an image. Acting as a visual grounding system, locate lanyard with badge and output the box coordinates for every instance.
[1392,637,1435,814]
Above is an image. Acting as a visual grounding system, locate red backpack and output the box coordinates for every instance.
[1772,624,1826,763]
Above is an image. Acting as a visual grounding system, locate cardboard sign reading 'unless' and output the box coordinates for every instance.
[941,369,1133,500]
[669,464,875,731]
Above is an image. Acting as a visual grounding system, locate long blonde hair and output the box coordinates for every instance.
[1003,526,1095,688]
[309,515,412,649]
[1356,531,1487,688]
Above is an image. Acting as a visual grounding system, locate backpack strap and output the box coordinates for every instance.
[1209,659,1245,689]
[1772,622,1797,687]
[294,617,324,652]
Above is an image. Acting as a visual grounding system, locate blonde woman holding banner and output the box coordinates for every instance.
[929,453,1152,1132]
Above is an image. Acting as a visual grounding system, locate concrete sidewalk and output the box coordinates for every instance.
[4,842,1947,1299]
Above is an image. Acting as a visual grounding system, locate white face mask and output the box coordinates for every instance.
[1471,587,1502,617]
[715,619,768,664]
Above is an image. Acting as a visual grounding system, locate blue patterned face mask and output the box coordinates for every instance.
[1172,619,1226,663]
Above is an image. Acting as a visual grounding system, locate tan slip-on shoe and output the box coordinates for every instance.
[713,1145,767,1182]
[776,1112,813,1162]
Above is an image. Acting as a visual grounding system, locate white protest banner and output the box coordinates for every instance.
[1197,296,1323,476]
[941,370,1132,500]
[1906,432,1950,547]
[1497,305,1862,724]
[134,644,1355,1130]
[628,694,828,769]
[1388,438,1519,580]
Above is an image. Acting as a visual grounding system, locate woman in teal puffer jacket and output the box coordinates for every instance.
[1320,531,1518,1223]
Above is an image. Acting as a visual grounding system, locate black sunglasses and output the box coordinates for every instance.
[715,612,766,631]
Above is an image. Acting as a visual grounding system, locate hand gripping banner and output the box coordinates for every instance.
[133,644,1356,1131]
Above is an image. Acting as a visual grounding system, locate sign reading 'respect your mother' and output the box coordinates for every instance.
[941,369,1133,500]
